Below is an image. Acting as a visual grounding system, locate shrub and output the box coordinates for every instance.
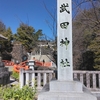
[11,71,19,81]
[0,84,36,100]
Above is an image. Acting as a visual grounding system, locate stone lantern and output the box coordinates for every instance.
[0,60,11,85]
[0,35,10,85]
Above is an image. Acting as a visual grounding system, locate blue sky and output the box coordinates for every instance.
[0,0,57,40]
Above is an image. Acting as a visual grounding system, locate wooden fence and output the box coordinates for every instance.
[19,69,100,91]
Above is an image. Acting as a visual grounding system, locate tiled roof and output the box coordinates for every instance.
[0,34,7,40]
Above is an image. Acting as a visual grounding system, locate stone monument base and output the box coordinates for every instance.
[38,80,97,100]
[38,92,96,100]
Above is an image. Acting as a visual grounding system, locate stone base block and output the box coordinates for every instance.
[50,80,82,92]
[38,92,97,100]
[38,81,97,100]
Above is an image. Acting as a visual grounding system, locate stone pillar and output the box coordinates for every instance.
[26,72,30,85]
[38,0,97,100]
[31,73,35,87]
[19,69,24,88]
[57,0,73,81]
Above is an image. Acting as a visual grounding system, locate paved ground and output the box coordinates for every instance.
[92,92,100,100]
[96,97,100,100]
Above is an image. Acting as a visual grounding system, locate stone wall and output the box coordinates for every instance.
[11,43,27,63]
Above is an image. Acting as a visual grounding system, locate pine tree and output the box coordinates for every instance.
[13,23,43,52]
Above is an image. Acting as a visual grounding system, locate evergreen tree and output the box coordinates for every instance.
[88,36,100,70]
[13,23,43,52]
[0,21,6,33]
[0,24,13,60]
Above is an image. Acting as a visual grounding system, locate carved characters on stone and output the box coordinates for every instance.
[59,2,71,68]
[60,3,70,14]
[60,59,70,67]
[60,22,69,29]
[60,38,70,49]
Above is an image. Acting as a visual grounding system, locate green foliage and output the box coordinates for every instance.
[11,71,19,80]
[13,23,43,52]
[0,21,13,60]
[88,36,100,70]
[79,51,95,70]
[0,84,36,100]
[2,28,13,52]
[0,21,6,33]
